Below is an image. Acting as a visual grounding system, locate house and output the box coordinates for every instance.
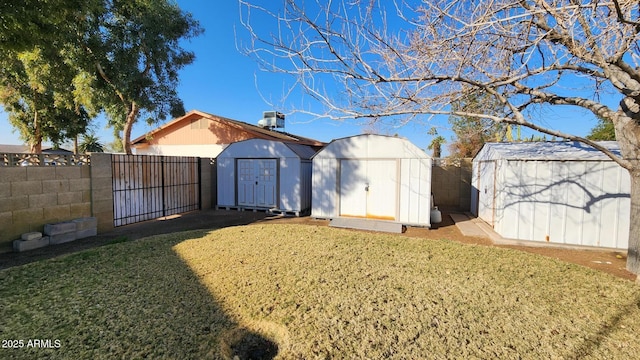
[131,110,324,158]
[0,145,76,166]
[311,134,432,228]
[471,141,630,249]
[216,139,316,216]
[0,145,74,154]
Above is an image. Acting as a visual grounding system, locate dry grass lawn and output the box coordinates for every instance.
[1,223,639,359]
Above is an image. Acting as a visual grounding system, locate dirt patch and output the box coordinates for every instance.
[0,208,635,282]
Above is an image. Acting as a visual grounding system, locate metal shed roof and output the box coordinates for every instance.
[217,138,317,160]
[475,141,621,161]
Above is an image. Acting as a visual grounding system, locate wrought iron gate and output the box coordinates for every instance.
[112,154,200,227]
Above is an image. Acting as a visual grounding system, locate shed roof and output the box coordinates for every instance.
[313,134,430,160]
[474,141,621,162]
[218,138,317,160]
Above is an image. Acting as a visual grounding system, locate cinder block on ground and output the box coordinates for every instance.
[72,217,98,231]
[13,236,50,252]
[21,232,43,241]
[49,232,77,245]
[44,221,76,236]
[76,228,97,239]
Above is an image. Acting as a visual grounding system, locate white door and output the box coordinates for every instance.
[237,159,256,206]
[256,159,277,207]
[340,159,397,220]
[237,159,278,208]
[478,161,496,226]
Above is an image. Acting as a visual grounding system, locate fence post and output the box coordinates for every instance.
[199,158,213,210]
[89,153,115,233]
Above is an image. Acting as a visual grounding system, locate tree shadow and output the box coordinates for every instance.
[568,292,640,360]
[472,159,630,247]
[0,225,282,359]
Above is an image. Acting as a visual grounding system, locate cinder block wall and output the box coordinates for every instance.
[0,166,91,252]
[89,153,114,234]
[431,158,472,211]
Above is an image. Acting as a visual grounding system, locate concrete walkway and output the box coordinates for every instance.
[449,213,489,238]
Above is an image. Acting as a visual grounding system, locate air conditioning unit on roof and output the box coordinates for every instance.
[258,111,285,129]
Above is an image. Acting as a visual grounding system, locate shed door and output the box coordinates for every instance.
[478,161,496,226]
[340,159,397,220]
[237,159,278,208]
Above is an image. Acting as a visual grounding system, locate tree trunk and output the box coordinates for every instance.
[613,98,640,276]
[30,110,42,153]
[628,169,640,276]
[122,102,139,155]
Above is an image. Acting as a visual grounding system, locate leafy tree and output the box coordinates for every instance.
[427,128,445,158]
[587,118,616,141]
[448,92,507,158]
[82,0,203,154]
[240,1,640,274]
[1,0,201,154]
[79,133,104,153]
[0,46,94,152]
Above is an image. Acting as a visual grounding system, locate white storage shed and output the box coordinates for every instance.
[312,134,432,227]
[471,141,630,249]
[217,139,316,216]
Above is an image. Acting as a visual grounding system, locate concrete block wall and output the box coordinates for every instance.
[431,158,472,211]
[0,165,92,252]
[89,153,115,234]
[1,153,215,254]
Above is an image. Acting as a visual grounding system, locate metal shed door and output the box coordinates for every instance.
[478,161,496,226]
[237,159,278,208]
[340,159,397,220]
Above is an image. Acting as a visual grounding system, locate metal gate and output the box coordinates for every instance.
[112,154,200,227]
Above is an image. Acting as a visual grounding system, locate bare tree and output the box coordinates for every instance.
[239,0,640,275]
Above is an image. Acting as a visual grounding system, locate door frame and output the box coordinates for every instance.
[338,158,399,221]
[235,158,279,208]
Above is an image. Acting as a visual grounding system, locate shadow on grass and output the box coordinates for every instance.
[569,292,640,360]
[0,226,279,359]
[0,209,268,271]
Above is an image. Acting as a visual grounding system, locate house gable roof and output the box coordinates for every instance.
[131,110,325,148]
[0,145,73,154]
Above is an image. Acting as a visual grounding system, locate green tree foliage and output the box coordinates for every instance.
[79,133,104,153]
[0,0,201,154]
[0,46,94,152]
[426,127,445,158]
[448,92,507,158]
[587,117,616,141]
[84,0,203,154]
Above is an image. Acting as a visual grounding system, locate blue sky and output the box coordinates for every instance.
[0,1,608,154]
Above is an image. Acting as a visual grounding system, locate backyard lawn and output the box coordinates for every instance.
[1,224,639,359]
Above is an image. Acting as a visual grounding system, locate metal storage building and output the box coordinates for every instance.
[312,134,432,227]
[471,141,630,249]
[217,139,316,216]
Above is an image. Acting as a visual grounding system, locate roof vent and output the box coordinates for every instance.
[258,111,285,130]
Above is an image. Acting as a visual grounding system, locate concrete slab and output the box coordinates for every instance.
[49,232,77,245]
[449,213,488,238]
[21,232,43,241]
[76,228,98,240]
[14,236,49,252]
[330,218,404,233]
[44,221,76,236]
[73,217,98,231]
